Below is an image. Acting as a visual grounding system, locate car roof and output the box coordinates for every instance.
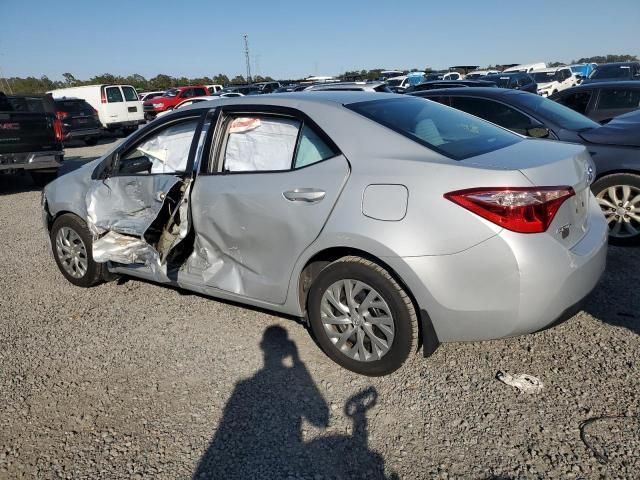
[553,80,640,93]
[411,87,523,98]
[532,67,568,73]
[483,72,524,78]
[180,91,401,113]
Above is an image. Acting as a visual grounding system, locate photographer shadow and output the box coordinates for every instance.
[193,325,394,480]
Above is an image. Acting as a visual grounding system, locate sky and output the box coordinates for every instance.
[1,0,639,81]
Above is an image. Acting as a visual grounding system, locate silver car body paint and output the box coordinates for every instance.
[43,92,607,343]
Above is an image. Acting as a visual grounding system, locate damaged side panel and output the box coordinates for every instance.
[87,175,192,279]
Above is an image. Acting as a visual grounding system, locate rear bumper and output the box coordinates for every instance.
[387,199,608,342]
[0,151,64,172]
[64,128,102,139]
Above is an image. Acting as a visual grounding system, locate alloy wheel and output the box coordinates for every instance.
[596,185,640,238]
[320,279,395,362]
[55,226,89,278]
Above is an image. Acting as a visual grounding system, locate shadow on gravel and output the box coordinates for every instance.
[193,326,396,480]
[583,247,640,335]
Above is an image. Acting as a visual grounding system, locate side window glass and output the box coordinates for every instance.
[294,124,338,168]
[597,89,640,110]
[106,87,123,103]
[222,116,301,172]
[557,92,591,114]
[121,118,199,174]
[451,97,534,133]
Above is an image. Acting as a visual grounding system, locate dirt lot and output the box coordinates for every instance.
[1,139,639,479]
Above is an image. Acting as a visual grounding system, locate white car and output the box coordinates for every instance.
[504,63,547,73]
[530,67,577,97]
[154,96,218,120]
[48,84,145,134]
[206,85,223,94]
[465,70,500,79]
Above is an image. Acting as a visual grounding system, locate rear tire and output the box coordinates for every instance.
[592,173,640,246]
[50,214,106,287]
[30,170,58,188]
[307,256,418,376]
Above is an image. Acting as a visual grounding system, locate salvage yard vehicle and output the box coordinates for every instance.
[304,82,392,92]
[154,96,218,120]
[584,62,640,84]
[569,63,598,82]
[48,84,145,135]
[504,62,547,73]
[139,91,166,102]
[0,92,64,186]
[407,80,496,93]
[551,81,640,124]
[412,87,640,245]
[531,67,576,96]
[42,92,607,375]
[480,72,538,93]
[53,98,102,145]
[143,86,209,119]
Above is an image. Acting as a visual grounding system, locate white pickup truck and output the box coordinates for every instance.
[530,67,577,97]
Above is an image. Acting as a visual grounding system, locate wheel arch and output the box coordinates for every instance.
[593,169,640,183]
[296,245,435,355]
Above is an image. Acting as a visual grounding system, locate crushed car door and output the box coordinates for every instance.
[86,113,204,280]
[182,108,350,304]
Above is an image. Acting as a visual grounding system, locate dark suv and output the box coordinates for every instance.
[54,98,102,145]
[550,81,640,124]
[481,72,538,93]
[583,62,640,84]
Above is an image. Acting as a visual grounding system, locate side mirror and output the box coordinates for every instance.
[118,155,153,174]
[526,126,550,139]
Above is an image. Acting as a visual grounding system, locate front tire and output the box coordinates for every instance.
[50,214,106,287]
[308,256,418,376]
[592,173,640,246]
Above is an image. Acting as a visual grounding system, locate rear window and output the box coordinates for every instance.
[4,97,46,112]
[347,97,521,160]
[55,100,93,113]
[589,65,633,80]
[122,86,139,101]
[105,87,123,103]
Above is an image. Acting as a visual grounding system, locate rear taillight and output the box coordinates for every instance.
[445,186,575,233]
[53,117,64,142]
[55,111,69,120]
[100,88,106,103]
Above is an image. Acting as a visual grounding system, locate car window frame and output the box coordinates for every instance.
[594,87,640,111]
[201,105,342,176]
[105,86,124,103]
[92,110,207,180]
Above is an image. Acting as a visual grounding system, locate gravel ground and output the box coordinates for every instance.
[1,139,639,479]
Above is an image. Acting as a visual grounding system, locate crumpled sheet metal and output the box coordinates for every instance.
[92,231,162,268]
[85,176,180,237]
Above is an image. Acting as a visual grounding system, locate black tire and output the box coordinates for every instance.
[591,173,640,246]
[30,170,58,188]
[307,256,418,376]
[50,214,106,287]
[84,137,98,146]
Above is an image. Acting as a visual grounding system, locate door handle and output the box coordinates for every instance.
[283,188,326,203]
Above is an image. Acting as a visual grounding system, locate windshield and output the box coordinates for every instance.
[531,72,559,83]
[570,65,585,75]
[589,65,632,80]
[164,88,179,97]
[485,76,511,87]
[517,93,600,131]
[347,97,520,160]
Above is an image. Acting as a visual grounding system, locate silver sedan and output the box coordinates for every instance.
[41,92,607,375]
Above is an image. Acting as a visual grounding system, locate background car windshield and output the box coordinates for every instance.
[531,72,558,82]
[589,65,631,79]
[347,97,521,160]
[518,94,600,131]
[386,78,403,86]
[164,89,179,97]
[486,76,510,87]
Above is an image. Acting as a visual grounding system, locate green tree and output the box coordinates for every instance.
[62,72,79,87]
[149,74,173,90]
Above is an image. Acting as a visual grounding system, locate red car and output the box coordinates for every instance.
[143,86,208,119]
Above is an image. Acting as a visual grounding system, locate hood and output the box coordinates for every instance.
[143,95,177,105]
[579,109,640,147]
[537,81,556,89]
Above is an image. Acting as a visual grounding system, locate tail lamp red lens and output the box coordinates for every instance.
[53,117,64,142]
[444,186,575,233]
[55,111,69,120]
